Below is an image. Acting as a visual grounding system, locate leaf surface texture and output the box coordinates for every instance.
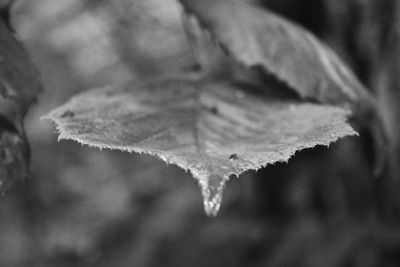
[179,0,367,105]
[45,76,356,215]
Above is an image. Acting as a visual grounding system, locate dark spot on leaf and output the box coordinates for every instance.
[229,153,239,160]
[184,63,201,72]
[61,110,75,118]
[0,148,12,164]
[210,106,219,115]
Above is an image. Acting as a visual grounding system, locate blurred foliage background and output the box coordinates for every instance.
[0,0,399,266]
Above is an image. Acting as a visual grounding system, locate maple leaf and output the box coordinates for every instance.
[44,75,356,215]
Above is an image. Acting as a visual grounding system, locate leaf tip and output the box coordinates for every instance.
[199,174,227,217]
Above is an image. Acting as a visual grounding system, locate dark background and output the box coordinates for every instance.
[0,0,399,266]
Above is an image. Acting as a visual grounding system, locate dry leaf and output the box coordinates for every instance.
[44,75,356,215]
[0,115,29,193]
[0,20,41,192]
[178,0,367,105]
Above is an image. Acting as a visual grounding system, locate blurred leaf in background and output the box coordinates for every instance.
[0,0,42,193]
